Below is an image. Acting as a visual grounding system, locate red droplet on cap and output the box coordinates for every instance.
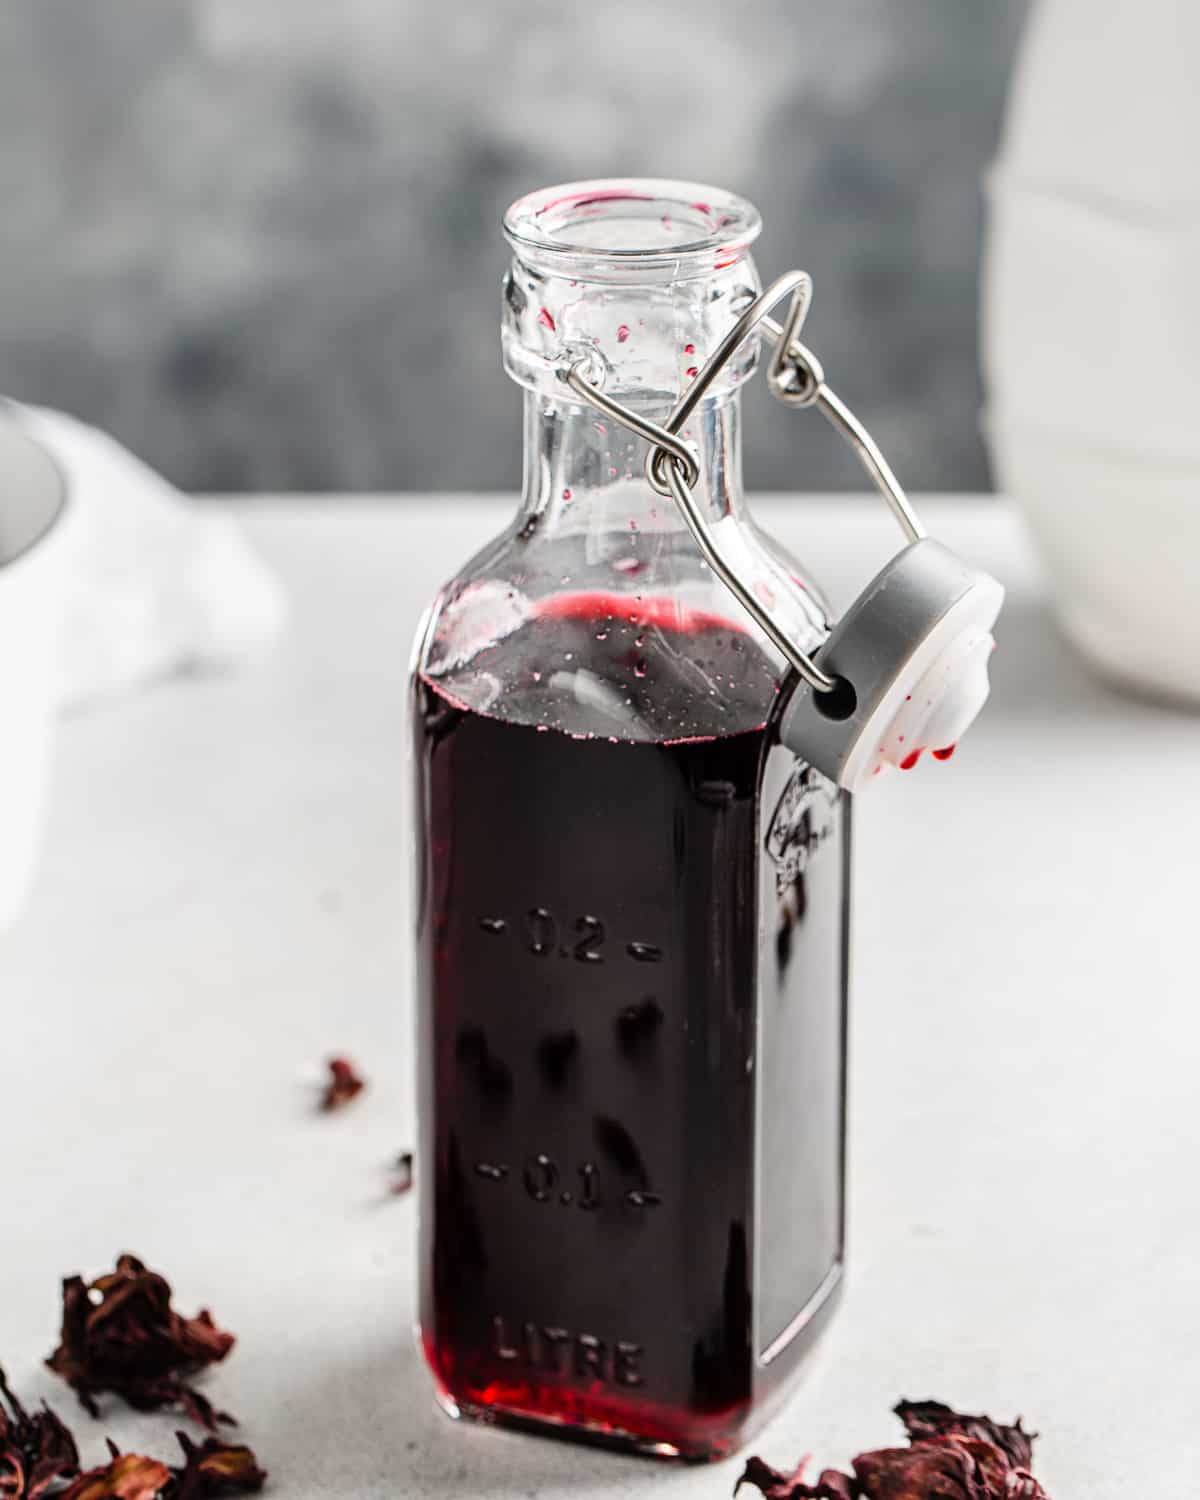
[932,744,957,761]
[538,308,556,332]
[899,749,923,771]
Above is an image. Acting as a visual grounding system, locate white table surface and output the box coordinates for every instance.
[4,494,1198,1497]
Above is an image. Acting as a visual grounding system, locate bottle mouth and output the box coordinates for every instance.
[504,178,761,282]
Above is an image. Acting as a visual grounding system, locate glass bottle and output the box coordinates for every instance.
[412,179,850,1461]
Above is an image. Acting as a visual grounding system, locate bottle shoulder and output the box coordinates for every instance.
[415,521,829,746]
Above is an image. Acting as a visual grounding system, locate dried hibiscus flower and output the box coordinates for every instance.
[60,1433,264,1500]
[46,1255,235,1431]
[737,1398,1050,1500]
[170,1434,265,1500]
[319,1057,365,1112]
[389,1152,414,1196]
[735,1454,853,1498]
[893,1400,1035,1472]
[852,1435,1045,1500]
[59,1444,172,1500]
[0,1364,80,1499]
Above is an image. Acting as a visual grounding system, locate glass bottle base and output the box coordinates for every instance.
[435,1388,719,1461]
[423,1271,843,1465]
[432,1384,744,1463]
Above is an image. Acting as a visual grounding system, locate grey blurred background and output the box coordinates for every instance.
[0,1,1027,495]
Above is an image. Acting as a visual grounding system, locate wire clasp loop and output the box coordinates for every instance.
[559,270,928,696]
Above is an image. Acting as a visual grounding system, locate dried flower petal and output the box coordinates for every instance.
[0,1364,80,1499]
[46,1255,235,1430]
[735,1454,807,1498]
[171,1434,265,1500]
[22,1411,79,1500]
[320,1058,365,1112]
[389,1152,414,1196]
[735,1454,852,1498]
[0,1454,23,1500]
[739,1400,1051,1500]
[894,1401,1035,1472]
[853,1439,968,1499]
[856,1435,1049,1500]
[59,1451,172,1500]
[57,1433,265,1500]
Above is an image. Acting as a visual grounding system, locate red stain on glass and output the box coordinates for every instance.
[534,592,740,635]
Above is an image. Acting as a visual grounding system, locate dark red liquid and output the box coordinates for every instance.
[413,596,849,1458]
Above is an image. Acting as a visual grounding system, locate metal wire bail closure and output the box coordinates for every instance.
[559,268,1004,789]
[562,270,925,695]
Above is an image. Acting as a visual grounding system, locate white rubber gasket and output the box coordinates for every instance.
[838,574,1004,792]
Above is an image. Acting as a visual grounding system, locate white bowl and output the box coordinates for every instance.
[999,0,1200,216]
[0,415,69,930]
[984,174,1200,704]
[984,175,1200,459]
[986,410,1200,702]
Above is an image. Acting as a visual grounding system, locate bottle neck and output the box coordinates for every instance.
[518,388,746,539]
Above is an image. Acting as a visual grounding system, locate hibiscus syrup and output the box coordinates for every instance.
[412,180,850,1459]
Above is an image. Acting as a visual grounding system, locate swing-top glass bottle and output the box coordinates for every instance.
[412,179,850,1460]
